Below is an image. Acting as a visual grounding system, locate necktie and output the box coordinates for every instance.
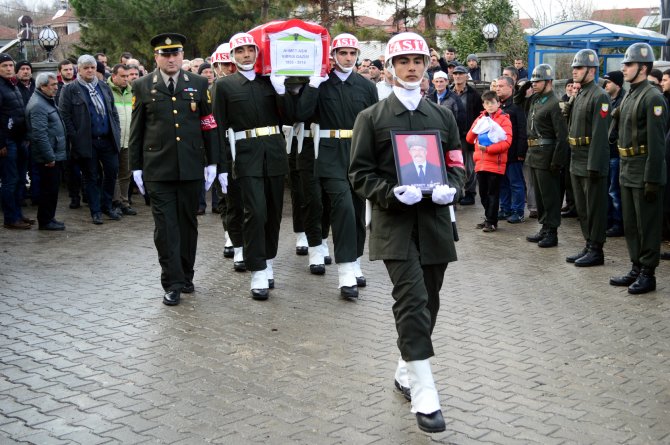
[418,165,425,182]
[168,77,174,95]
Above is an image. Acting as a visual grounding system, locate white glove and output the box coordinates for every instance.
[132,170,145,195]
[309,75,328,88]
[218,172,228,194]
[270,75,286,95]
[393,185,422,205]
[431,185,457,205]
[204,164,217,191]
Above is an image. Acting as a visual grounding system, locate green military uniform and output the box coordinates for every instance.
[567,78,611,259]
[129,68,218,292]
[296,72,378,262]
[212,71,290,271]
[349,93,465,360]
[524,90,569,236]
[617,80,667,272]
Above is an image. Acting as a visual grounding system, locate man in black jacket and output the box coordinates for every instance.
[59,54,121,225]
[452,65,483,204]
[0,53,32,230]
[602,71,626,237]
[496,75,528,223]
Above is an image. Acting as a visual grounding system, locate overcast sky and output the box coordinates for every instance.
[359,0,660,20]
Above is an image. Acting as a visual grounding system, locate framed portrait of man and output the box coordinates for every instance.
[391,130,448,194]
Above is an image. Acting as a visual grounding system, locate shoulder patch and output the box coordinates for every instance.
[654,105,663,117]
[599,103,609,118]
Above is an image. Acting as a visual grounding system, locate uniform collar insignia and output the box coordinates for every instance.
[183,73,189,82]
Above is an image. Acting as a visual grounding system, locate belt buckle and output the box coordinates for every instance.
[256,127,270,137]
[329,129,338,138]
[340,129,353,138]
[244,129,253,139]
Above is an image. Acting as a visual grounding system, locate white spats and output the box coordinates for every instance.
[338,262,357,288]
[309,246,324,266]
[406,359,441,414]
[233,247,244,262]
[250,269,268,290]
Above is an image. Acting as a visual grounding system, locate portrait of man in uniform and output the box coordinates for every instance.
[394,132,446,193]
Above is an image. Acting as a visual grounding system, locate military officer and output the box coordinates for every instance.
[565,49,611,266]
[129,33,220,306]
[212,32,290,300]
[349,32,465,434]
[294,33,378,299]
[516,64,569,247]
[609,43,667,294]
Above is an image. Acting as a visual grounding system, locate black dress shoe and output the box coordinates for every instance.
[526,228,547,243]
[459,196,475,206]
[628,268,656,294]
[268,279,275,289]
[22,217,36,225]
[234,261,246,272]
[310,264,326,275]
[394,379,411,401]
[251,288,269,300]
[574,247,604,267]
[182,282,195,293]
[537,231,558,248]
[416,410,446,433]
[120,206,137,216]
[606,225,624,237]
[356,276,367,287]
[50,219,65,227]
[163,290,181,306]
[324,256,332,265]
[661,251,670,261]
[561,209,578,218]
[340,285,358,299]
[566,246,588,263]
[295,246,308,256]
[610,267,640,287]
[92,213,103,225]
[223,246,234,258]
[102,209,122,220]
[39,221,65,231]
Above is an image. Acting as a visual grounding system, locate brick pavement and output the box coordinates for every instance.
[1,191,669,444]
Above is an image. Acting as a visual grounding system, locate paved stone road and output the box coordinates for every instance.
[1,191,669,444]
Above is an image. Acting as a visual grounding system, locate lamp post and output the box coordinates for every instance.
[482,23,499,53]
[38,26,59,62]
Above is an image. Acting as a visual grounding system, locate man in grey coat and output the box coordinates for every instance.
[26,72,67,230]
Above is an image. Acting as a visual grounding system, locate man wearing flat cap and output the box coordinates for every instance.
[129,32,220,306]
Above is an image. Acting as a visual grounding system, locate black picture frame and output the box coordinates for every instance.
[391,130,448,195]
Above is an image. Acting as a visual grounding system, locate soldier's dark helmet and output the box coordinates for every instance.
[622,43,655,64]
[531,64,554,81]
[571,49,599,68]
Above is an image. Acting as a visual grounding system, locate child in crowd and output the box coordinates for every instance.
[466,90,512,232]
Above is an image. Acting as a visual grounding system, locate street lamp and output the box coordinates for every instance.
[482,23,499,52]
[38,26,59,62]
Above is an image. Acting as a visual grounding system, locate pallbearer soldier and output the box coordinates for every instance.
[565,49,611,266]
[350,32,465,433]
[212,32,290,300]
[129,33,220,306]
[517,64,569,247]
[610,43,667,294]
[295,33,378,299]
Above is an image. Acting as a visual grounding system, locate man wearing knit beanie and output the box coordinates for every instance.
[15,60,34,105]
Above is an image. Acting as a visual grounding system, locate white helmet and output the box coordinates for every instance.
[331,33,359,73]
[384,32,430,90]
[229,32,258,71]
[211,43,231,64]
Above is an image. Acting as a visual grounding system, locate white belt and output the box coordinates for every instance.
[318,129,353,139]
[234,125,280,141]
[303,130,312,137]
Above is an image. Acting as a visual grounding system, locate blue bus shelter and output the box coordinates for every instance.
[526,20,669,77]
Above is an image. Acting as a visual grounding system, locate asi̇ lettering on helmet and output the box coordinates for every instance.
[384,32,430,90]
[211,43,231,64]
[229,32,258,71]
[330,33,359,73]
[331,33,360,53]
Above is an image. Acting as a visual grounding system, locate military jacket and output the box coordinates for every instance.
[129,69,218,181]
[568,80,611,177]
[617,79,667,188]
[212,72,289,178]
[296,71,378,179]
[525,91,569,170]
[349,93,465,265]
